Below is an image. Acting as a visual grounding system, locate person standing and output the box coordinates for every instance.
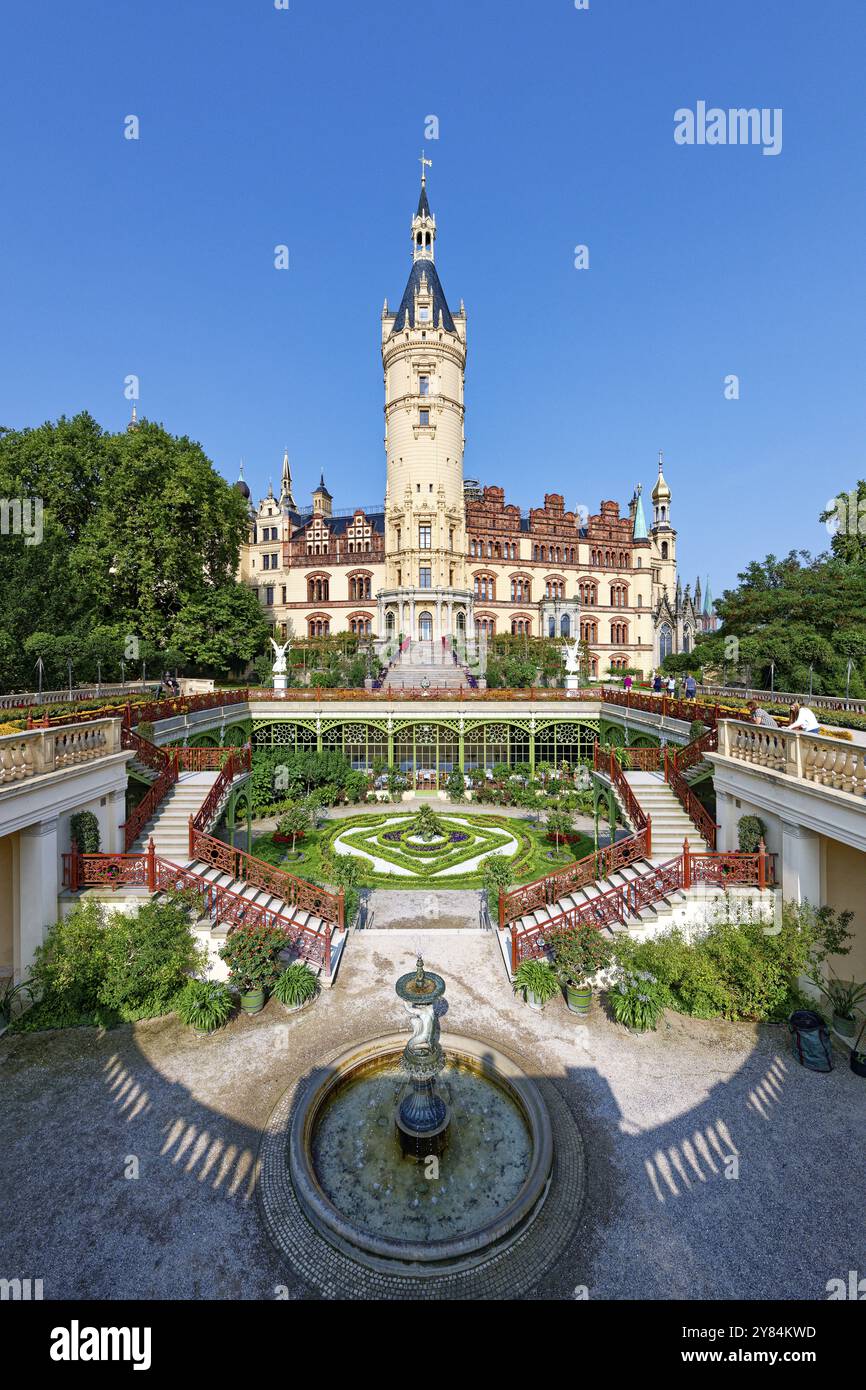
[684,673,697,700]
[623,673,633,692]
[666,674,677,697]
[652,672,663,694]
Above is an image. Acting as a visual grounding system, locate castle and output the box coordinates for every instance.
[238,169,716,675]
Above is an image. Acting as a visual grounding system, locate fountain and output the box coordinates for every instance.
[287,954,555,1274]
[395,956,450,1157]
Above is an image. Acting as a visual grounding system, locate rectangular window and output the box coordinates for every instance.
[419,375,430,396]
[265,586,274,607]
[419,409,430,427]
[281,585,287,603]
[419,524,431,550]
[419,566,431,589]
[262,554,270,570]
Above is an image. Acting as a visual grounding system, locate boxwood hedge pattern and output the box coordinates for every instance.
[321,812,537,883]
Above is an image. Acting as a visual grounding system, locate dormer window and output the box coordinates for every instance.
[418,305,431,322]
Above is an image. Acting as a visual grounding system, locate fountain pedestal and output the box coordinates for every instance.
[395,958,451,1159]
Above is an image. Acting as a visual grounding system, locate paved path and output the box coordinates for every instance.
[0,931,862,1300]
[364,888,484,930]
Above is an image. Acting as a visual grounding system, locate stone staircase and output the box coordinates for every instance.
[131,771,220,860]
[623,772,710,860]
[381,640,468,691]
[131,771,346,983]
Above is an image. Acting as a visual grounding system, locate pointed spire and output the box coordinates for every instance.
[127,403,139,433]
[279,448,296,509]
[632,483,648,540]
[703,576,713,615]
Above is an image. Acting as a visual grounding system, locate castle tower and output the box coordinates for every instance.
[377,162,472,646]
[650,451,677,595]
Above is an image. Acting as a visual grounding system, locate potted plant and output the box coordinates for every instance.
[548,925,614,1016]
[815,972,866,1038]
[272,961,319,1013]
[851,1021,866,1078]
[512,957,560,1012]
[219,924,284,1015]
[176,978,234,1035]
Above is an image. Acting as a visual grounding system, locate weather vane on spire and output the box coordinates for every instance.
[658,449,664,470]
[419,149,432,184]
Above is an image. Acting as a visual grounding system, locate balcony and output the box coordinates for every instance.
[716,720,866,798]
[0,719,122,787]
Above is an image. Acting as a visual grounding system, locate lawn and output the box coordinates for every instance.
[251,809,594,890]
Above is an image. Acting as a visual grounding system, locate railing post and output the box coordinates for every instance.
[645,814,652,858]
[758,838,767,891]
[682,838,690,890]
[69,841,80,892]
[498,888,506,930]
[146,837,157,893]
[323,917,333,984]
[338,886,345,930]
[188,814,195,861]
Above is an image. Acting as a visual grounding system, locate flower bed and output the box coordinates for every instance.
[318,811,539,884]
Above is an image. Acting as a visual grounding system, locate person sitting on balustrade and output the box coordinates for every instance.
[786,702,820,734]
[747,699,778,728]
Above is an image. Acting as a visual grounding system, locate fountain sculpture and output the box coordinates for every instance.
[395,956,450,1156]
[286,953,554,1273]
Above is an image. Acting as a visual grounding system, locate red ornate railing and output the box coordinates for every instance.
[509,841,775,969]
[62,842,333,977]
[664,723,719,849]
[501,748,652,929]
[120,726,178,851]
[186,746,344,930]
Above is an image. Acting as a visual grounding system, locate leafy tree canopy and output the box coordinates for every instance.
[0,413,269,689]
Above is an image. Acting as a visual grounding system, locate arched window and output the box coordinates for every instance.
[661,542,669,560]
[659,623,673,660]
[418,612,433,641]
[560,614,571,637]
[683,628,691,654]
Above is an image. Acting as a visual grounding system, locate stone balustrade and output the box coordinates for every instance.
[0,719,121,786]
[718,719,866,797]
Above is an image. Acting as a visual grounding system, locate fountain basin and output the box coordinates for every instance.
[289,1032,553,1275]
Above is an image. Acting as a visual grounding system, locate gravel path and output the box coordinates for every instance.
[1,931,861,1301]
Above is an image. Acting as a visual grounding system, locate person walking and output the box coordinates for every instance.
[684,673,697,700]
[652,672,663,694]
[666,674,677,698]
[623,673,633,692]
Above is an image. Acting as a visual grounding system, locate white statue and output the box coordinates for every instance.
[563,640,581,676]
[402,1000,435,1050]
[269,637,291,675]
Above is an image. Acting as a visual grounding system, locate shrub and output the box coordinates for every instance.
[273,962,319,1009]
[30,901,111,1022]
[176,978,234,1032]
[512,958,560,1005]
[446,768,466,801]
[69,811,101,854]
[737,815,766,853]
[608,969,667,1031]
[98,893,206,1013]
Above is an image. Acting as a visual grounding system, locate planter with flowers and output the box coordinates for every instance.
[219,924,286,1015]
[547,924,614,1016]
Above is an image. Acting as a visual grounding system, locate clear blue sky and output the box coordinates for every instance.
[1,0,863,596]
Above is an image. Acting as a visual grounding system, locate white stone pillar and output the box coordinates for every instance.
[781,821,821,906]
[715,789,739,853]
[19,817,59,974]
[107,788,127,854]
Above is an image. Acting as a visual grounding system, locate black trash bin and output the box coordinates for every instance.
[788,1009,833,1073]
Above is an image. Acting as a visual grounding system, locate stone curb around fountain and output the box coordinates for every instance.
[257,1034,587,1300]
